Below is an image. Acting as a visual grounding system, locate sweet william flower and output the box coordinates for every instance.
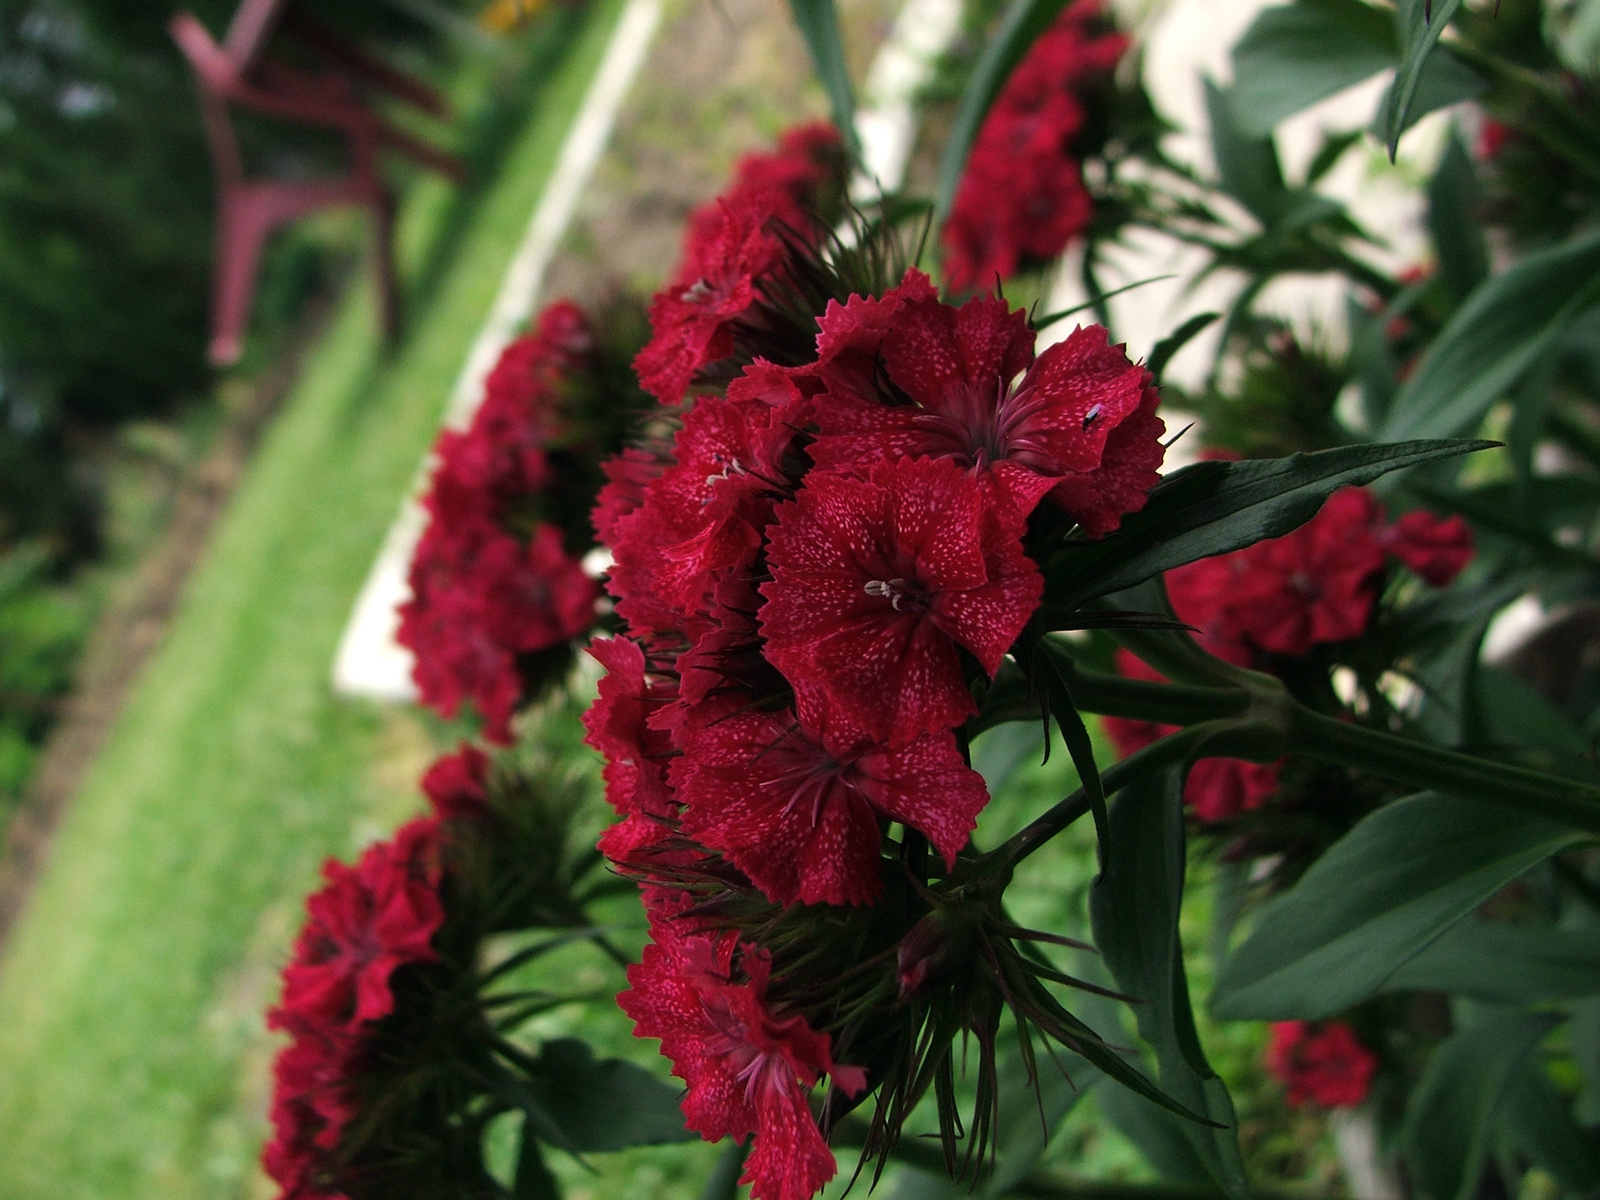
[1380,509,1475,586]
[1266,1020,1377,1109]
[671,690,990,906]
[808,284,1163,532]
[620,927,866,1200]
[271,820,445,1039]
[759,455,1043,746]
[420,744,491,821]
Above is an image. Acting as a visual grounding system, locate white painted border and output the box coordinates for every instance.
[332,0,664,700]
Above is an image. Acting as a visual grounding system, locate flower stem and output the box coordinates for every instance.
[1288,707,1600,837]
[997,723,1225,869]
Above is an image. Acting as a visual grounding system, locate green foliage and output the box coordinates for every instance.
[1211,793,1586,1020]
[1089,770,1248,1196]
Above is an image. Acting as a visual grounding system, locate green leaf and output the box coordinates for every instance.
[1496,1054,1600,1196]
[514,1135,562,1200]
[1089,770,1248,1196]
[1204,78,1287,224]
[787,0,859,159]
[700,1140,749,1200]
[1045,440,1488,612]
[1372,44,1485,149]
[1427,129,1487,303]
[524,1039,694,1152]
[933,0,1071,224]
[1036,644,1110,866]
[1228,0,1395,137]
[1385,918,1600,1002]
[1211,794,1586,1020]
[1402,1012,1560,1200]
[1378,0,1467,157]
[1147,312,1218,385]
[1378,225,1600,443]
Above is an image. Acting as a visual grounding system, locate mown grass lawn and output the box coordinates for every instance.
[0,6,629,1196]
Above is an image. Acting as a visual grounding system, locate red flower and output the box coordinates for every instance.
[401,521,598,742]
[1168,488,1387,657]
[808,286,1164,532]
[421,744,491,821]
[1184,757,1280,823]
[671,693,990,905]
[263,819,447,1199]
[759,456,1043,746]
[619,928,866,1200]
[941,0,1127,291]
[271,820,445,1040]
[634,191,789,406]
[1265,1021,1377,1108]
[1380,510,1474,586]
[582,637,680,862]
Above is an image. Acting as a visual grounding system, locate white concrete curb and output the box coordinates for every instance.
[332,0,665,700]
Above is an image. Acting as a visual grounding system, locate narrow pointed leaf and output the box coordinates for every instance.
[1378,0,1467,157]
[1090,769,1248,1196]
[1378,227,1600,440]
[1046,439,1488,612]
[1036,644,1110,865]
[1386,918,1600,1003]
[522,1038,694,1151]
[788,0,859,158]
[1212,793,1586,1020]
[1147,312,1218,385]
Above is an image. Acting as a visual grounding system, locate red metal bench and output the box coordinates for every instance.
[171,1,465,365]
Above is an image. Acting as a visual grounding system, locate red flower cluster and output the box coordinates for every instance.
[620,928,868,1200]
[399,303,602,741]
[262,815,449,1199]
[942,0,1127,292]
[1265,1020,1377,1108]
[1104,488,1473,820]
[634,122,846,405]
[589,132,1170,1197]
[1166,487,1473,659]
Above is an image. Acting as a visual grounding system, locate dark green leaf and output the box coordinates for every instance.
[1204,78,1287,224]
[1090,770,1248,1195]
[1378,0,1467,157]
[514,1134,562,1200]
[1403,1012,1560,1200]
[934,0,1071,224]
[1228,0,1395,137]
[1046,440,1488,612]
[1378,222,1600,442]
[1036,645,1110,865]
[1427,129,1487,302]
[524,1039,694,1152]
[1385,918,1600,1002]
[1372,45,1485,148]
[1304,128,1365,183]
[1095,1085,1224,1187]
[1147,312,1219,385]
[787,0,859,159]
[1211,794,1585,1020]
[1496,1054,1600,1196]
[700,1140,749,1200]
